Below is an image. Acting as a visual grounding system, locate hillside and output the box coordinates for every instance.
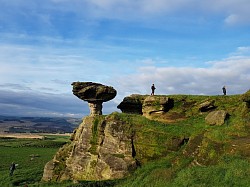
[0,116,81,134]
[42,90,250,186]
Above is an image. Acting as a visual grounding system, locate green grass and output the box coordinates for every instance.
[43,134,71,142]
[169,156,250,187]
[89,116,105,155]
[114,155,250,187]
[115,156,173,187]
[1,93,249,186]
[0,137,69,186]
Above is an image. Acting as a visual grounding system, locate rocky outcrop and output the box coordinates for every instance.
[142,96,174,118]
[42,90,250,184]
[42,113,187,182]
[42,160,55,181]
[72,82,117,116]
[198,100,216,112]
[117,94,146,114]
[205,110,228,126]
[42,115,136,181]
[117,95,174,118]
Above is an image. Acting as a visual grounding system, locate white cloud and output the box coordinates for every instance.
[235,47,250,55]
[1,44,250,116]
[111,51,250,102]
[225,14,240,25]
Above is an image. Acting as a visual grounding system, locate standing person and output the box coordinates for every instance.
[222,86,226,95]
[151,84,156,96]
[9,162,16,176]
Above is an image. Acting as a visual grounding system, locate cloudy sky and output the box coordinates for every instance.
[0,0,250,117]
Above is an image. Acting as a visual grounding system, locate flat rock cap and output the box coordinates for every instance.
[71,82,117,102]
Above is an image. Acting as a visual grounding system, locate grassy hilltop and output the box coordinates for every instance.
[113,92,250,186]
[1,91,250,186]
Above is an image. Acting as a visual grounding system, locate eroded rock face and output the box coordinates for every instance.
[142,96,174,118]
[198,100,216,112]
[117,94,146,114]
[72,82,117,116]
[117,95,174,119]
[205,110,228,126]
[42,113,185,182]
[42,116,137,182]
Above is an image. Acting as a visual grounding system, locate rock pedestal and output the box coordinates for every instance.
[88,102,103,116]
[72,82,117,116]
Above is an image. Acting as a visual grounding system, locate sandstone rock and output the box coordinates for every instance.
[117,95,174,117]
[42,160,55,181]
[72,82,117,116]
[117,94,146,114]
[42,116,137,181]
[142,96,174,117]
[205,110,228,126]
[42,113,185,182]
[198,100,216,112]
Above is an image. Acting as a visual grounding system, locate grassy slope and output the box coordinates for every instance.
[0,136,70,187]
[115,94,250,187]
[44,93,250,186]
[1,93,249,186]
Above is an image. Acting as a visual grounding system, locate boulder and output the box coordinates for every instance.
[198,100,216,112]
[142,96,174,117]
[72,82,117,116]
[117,94,146,114]
[205,110,228,126]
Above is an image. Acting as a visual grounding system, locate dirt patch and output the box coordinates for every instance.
[0,133,44,139]
[152,112,186,123]
[229,137,250,158]
[0,133,71,139]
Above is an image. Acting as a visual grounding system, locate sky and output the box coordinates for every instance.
[0,0,250,118]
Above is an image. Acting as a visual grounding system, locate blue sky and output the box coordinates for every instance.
[0,0,250,117]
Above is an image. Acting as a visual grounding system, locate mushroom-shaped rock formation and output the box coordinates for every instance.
[72,82,117,116]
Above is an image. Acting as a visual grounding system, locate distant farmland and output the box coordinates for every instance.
[0,116,81,134]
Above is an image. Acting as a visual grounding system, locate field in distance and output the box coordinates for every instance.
[0,115,81,134]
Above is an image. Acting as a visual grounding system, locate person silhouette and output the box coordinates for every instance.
[222,86,226,95]
[151,84,156,95]
[9,162,16,176]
